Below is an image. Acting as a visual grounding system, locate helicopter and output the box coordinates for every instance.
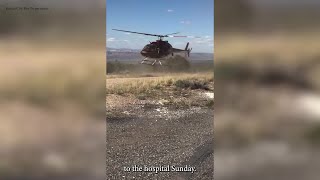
[112,29,197,66]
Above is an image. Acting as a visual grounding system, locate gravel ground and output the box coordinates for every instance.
[106,96,214,179]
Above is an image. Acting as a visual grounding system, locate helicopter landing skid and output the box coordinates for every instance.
[140,58,166,66]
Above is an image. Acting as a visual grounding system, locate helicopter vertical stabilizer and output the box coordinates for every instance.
[185,42,189,51]
[185,42,192,57]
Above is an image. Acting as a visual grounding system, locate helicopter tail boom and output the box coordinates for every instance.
[171,42,192,57]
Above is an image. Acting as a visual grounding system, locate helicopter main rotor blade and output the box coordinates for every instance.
[167,35,201,38]
[112,29,200,39]
[164,32,180,36]
[112,29,164,37]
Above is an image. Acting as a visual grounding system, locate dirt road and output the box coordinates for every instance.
[106,95,214,179]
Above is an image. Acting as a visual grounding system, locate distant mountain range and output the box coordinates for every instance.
[108,47,140,52]
[107,47,214,61]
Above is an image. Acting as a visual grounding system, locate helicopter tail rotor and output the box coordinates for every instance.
[188,48,192,57]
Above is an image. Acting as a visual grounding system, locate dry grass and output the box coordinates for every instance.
[106,73,213,95]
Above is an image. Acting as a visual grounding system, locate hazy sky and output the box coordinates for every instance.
[107,0,214,53]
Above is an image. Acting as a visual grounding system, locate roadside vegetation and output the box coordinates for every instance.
[106,73,213,96]
[106,55,214,108]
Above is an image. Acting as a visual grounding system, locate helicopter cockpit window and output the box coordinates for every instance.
[146,44,156,50]
[145,45,150,49]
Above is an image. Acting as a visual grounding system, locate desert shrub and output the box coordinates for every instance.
[174,79,209,90]
[174,79,192,89]
[107,61,125,73]
[206,99,214,107]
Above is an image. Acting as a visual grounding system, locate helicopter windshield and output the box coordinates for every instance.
[144,44,157,51]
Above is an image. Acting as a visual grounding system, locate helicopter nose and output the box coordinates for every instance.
[141,50,147,55]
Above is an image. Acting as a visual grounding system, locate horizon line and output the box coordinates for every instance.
[106,47,214,54]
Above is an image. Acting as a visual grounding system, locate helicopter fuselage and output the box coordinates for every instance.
[140,40,173,58]
[111,28,193,65]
